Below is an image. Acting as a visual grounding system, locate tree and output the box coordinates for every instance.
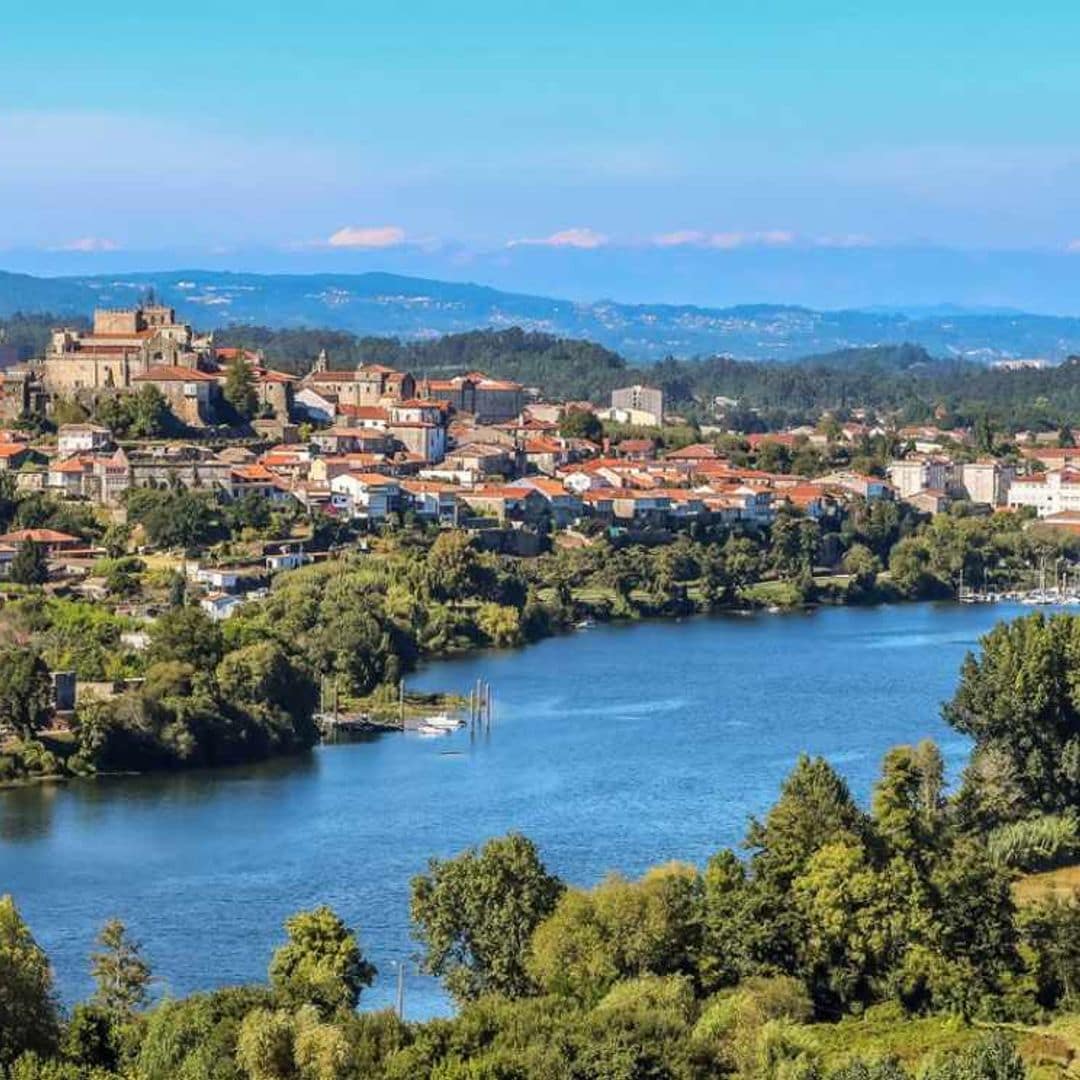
[0,647,53,739]
[127,385,173,438]
[842,543,881,597]
[269,906,375,1016]
[887,537,937,598]
[0,896,59,1068]
[425,530,478,601]
[476,602,522,647]
[872,743,943,858]
[9,539,48,586]
[216,640,318,745]
[101,522,132,559]
[792,838,918,1012]
[147,606,225,670]
[235,1007,295,1080]
[769,513,819,580]
[90,919,152,1016]
[742,755,868,974]
[747,755,866,892]
[411,832,564,1003]
[944,613,1080,818]
[560,409,603,442]
[528,863,704,1004]
[224,355,259,421]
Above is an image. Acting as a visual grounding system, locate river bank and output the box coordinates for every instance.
[0,601,1022,1014]
[0,569,878,789]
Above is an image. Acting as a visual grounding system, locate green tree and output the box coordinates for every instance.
[411,832,564,1003]
[559,409,603,442]
[147,606,225,670]
[9,538,48,586]
[224,355,259,421]
[528,863,704,1004]
[872,743,944,858]
[235,1007,295,1080]
[944,613,1080,818]
[101,522,132,559]
[269,907,375,1016]
[424,530,478,601]
[887,537,938,598]
[0,647,53,739]
[476,602,522,647]
[90,918,152,1017]
[0,896,59,1068]
[842,543,881,597]
[129,384,172,437]
[134,985,275,1080]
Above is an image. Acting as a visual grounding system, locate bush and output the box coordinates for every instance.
[987,813,1080,872]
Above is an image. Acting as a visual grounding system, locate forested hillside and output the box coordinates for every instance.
[216,325,1080,431]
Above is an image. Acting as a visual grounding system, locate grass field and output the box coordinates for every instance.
[1013,864,1080,906]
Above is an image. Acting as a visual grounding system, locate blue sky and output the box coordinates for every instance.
[4,1,1080,305]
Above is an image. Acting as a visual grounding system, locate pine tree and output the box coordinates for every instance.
[90,920,152,1016]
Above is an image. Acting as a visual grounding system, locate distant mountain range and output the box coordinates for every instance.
[4,268,1080,363]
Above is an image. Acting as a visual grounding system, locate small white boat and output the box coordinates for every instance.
[423,714,462,730]
[416,723,451,737]
[575,619,596,630]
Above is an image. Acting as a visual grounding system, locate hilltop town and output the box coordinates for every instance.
[0,300,1078,773]
[0,302,1075,582]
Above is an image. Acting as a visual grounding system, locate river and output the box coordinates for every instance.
[0,601,1041,1017]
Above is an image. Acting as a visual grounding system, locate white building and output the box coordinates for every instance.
[329,472,402,521]
[1007,470,1080,517]
[958,461,1014,506]
[887,458,953,499]
[57,423,112,456]
[609,384,664,427]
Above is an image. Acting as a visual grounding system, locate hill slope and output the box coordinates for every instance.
[5,268,1080,361]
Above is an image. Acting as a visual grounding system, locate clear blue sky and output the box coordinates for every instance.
[4,1,1080,301]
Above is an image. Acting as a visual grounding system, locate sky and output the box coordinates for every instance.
[5,1,1080,308]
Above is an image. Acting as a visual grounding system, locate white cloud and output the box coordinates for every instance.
[758,229,796,247]
[814,233,875,249]
[650,229,796,250]
[55,236,119,253]
[708,232,750,250]
[653,230,708,248]
[1066,239,1080,253]
[508,227,609,250]
[327,225,407,249]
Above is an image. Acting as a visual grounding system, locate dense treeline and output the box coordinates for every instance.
[13,610,1080,1075]
[6,482,1080,783]
[214,324,1080,431]
[0,313,81,364]
[9,312,1080,431]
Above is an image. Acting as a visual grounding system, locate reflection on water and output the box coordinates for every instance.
[0,603,1032,1017]
[0,781,62,842]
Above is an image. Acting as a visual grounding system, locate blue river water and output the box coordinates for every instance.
[0,602,1042,1017]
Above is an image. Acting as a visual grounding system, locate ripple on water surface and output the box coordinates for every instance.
[0,602,1030,1016]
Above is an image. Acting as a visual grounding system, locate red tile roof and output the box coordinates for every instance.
[0,528,80,544]
[133,365,217,382]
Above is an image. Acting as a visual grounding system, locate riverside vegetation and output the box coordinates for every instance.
[9,612,1080,1076]
[3,463,1080,783]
